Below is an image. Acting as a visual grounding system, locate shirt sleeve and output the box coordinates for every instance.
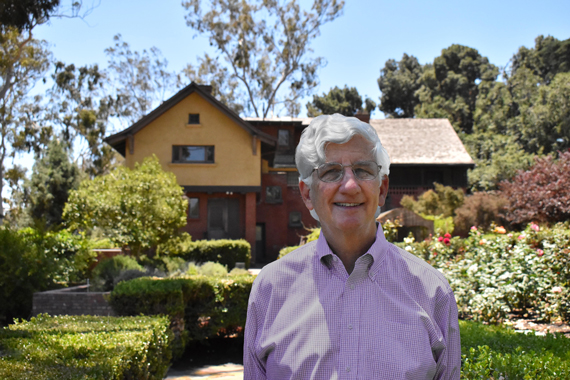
[243,279,267,380]
[433,288,461,380]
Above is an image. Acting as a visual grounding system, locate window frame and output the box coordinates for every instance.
[188,113,200,124]
[172,145,215,164]
[188,197,200,219]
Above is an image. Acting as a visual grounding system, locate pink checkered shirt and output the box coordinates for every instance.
[244,225,461,379]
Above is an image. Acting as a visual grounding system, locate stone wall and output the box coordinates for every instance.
[32,285,116,317]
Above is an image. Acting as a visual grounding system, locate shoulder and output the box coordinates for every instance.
[384,243,453,295]
[251,241,319,294]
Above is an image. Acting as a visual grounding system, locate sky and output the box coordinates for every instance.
[4,0,570,204]
[33,0,570,120]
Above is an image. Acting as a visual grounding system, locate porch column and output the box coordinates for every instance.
[245,192,257,265]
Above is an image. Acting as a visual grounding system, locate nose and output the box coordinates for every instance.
[339,167,360,192]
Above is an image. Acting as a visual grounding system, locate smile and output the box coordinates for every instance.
[334,203,362,207]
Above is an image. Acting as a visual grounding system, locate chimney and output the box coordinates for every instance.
[354,113,370,123]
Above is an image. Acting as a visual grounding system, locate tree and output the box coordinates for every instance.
[511,35,570,85]
[63,156,188,257]
[400,183,464,218]
[378,53,423,118]
[0,0,60,32]
[182,0,344,117]
[105,34,175,126]
[306,85,376,117]
[0,27,50,223]
[48,61,118,175]
[499,151,570,225]
[26,139,82,228]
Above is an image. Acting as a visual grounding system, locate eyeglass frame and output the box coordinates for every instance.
[311,160,382,183]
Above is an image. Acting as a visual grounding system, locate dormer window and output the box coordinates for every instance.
[188,114,200,124]
[278,129,289,147]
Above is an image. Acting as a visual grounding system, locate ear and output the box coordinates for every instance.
[299,180,314,211]
[378,176,389,207]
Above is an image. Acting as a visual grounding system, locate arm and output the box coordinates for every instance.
[243,281,267,380]
[433,289,461,380]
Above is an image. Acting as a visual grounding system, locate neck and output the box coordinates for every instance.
[321,222,377,274]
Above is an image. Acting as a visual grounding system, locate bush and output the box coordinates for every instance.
[199,262,228,277]
[0,314,172,380]
[499,151,570,225]
[92,255,144,291]
[400,183,464,218]
[109,275,255,349]
[0,228,93,325]
[454,191,508,235]
[180,239,251,269]
[460,320,570,379]
[278,227,320,258]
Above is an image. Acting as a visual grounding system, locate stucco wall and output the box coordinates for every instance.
[125,92,261,187]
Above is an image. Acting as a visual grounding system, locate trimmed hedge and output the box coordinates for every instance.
[109,275,254,354]
[0,314,172,380]
[461,320,570,379]
[182,239,251,269]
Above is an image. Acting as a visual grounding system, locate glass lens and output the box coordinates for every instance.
[353,161,379,180]
[317,163,343,182]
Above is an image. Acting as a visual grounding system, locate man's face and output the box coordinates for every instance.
[300,135,389,236]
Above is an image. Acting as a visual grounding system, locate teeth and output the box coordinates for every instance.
[336,203,360,207]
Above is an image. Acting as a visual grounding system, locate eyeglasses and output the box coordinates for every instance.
[313,161,381,183]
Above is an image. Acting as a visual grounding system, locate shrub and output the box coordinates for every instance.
[180,239,251,269]
[92,255,144,291]
[460,320,570,379]
[278,227,320,258]
[0,314,172,380]
[0,228,93,325]
[400,183,464,217]
[499,151,570,225]
[199,262,228,277]
[454,191,508,235]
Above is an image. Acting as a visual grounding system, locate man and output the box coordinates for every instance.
[244,114,461,379]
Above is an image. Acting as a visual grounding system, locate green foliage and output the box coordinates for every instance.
[198,262,228,277]
[182,0,344,117]
[63,155,188,257]
[178,239,251,269]
[110,275,255,346]
[400,183,464,218]
[0,314,172,380]
[399,223,570,323]
[378,53,424,118]
[91,255,144,291]
[26,139,82,228]
[460,320,570,379]
[454,191,508,235]
[306,85,376,117]
[0,227,93,325]
[499,149,570,226]
[421,214,454,235]
[278,227,320,258]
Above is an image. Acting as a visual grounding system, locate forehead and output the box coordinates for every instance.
[324,135,375,162]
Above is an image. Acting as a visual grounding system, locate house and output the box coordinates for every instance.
[106,83,474,265]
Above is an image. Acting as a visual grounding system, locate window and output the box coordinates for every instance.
[289,211,302,228]
[188,198,199,218]
[287,171,299,187]
[265,186,282,203]
[188,114,200,124]
[172,146,214,163]
[278,129,290,147]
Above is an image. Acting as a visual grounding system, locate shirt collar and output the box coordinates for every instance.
[316,223,389,278]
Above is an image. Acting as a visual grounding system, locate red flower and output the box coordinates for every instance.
[444,233,451,238]
[438,236,444,242]
[443,238,451,245]
[537,249,544,257]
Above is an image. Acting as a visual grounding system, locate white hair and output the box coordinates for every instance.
[295,114,391,221]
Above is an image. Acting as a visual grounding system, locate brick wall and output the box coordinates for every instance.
[32,285,116,317]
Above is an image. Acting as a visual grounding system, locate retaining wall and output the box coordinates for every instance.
[32,285,116,316]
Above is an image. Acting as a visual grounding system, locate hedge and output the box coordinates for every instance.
[461,320,570,379]
[0,314,172,380]
[109,275,254,354]
[181,239,251,269]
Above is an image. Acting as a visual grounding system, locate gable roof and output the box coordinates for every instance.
[369,119,474,166]
[245,116,474,166]
[105,82,276,156]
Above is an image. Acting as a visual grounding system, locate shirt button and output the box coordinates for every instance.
[346,366,351,372]
[350,284,355,290]
[348,324,353,330]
